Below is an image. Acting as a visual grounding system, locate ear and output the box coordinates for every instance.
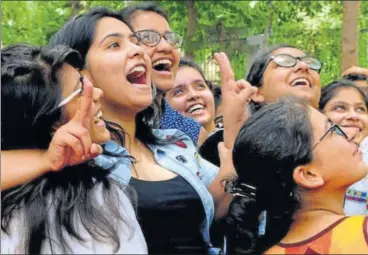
[293,165,324,189]
[251,88,265,103]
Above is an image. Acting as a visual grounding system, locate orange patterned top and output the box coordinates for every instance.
[265,216,368,254]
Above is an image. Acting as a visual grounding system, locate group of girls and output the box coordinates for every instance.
[2,2,368,254]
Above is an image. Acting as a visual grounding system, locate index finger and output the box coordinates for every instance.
[72,77,93,128]
[214,52,235,86]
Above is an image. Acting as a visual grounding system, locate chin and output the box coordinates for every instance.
[154,80,174,92]
[93,131,111,145]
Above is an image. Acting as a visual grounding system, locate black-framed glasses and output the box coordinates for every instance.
[135,29,183,48]
[58,70,84,108]
[269,54,323,73]
[313,123,348,149]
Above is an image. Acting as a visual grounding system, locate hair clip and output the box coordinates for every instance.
[225,180,257,199]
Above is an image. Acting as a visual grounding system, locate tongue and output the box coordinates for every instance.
[127,71,146,84]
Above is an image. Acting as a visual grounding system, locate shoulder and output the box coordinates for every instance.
[153,129,196,150]
[160,100,200,143]
[264,245,285,254]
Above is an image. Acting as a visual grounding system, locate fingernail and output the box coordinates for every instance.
[81,155,85,160]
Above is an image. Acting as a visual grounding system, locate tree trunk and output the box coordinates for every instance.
[185,0,196,59]
[341,0,361,73]
[69,0,81,18]
[262,0,273,49]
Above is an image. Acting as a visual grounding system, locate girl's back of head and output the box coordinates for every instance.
[226,96,314,254]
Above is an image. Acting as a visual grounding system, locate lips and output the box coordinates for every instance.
[341,124,363,133]
[94,110,103,124]
[187,103,205,114]
[290,77,312,87]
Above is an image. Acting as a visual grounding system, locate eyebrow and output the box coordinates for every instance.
[99,33,124,45]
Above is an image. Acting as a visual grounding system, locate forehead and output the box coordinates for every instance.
[176,66,204,81]
[130,11,171,32]
[329,87,365,104]
[93,17,132,42]
[271,47,306,57]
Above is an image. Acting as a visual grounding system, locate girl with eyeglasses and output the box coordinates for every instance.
[47,7,240,255]
[121,3,210,147]
[225,96,368,254]
[247,44,323,112]
[319,79,368,216]
[1,44,147,254]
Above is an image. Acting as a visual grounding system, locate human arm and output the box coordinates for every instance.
[207,53,257,218]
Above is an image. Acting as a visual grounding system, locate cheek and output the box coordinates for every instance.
[202,91,215,112]
[324,111,345,124]
[360,115,368,135]
[170,97,187,111]
[143,47,155,59]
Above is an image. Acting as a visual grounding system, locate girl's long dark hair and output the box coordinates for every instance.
[48,6,160,145]
[1,44,134,254]
[225,96,314,254]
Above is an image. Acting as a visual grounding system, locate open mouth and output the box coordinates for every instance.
[187,104,205,114]
[290,78,311,87]
[152,59,172,72]
[126,65,147,85]
[94,110,103,124]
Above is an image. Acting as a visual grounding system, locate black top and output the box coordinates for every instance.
[130,175,206,254]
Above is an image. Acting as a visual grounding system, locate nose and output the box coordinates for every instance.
[346,109,360,121]
[295,59,309,72]
[127,42,144,59]
[92,87,103,102]
[155,36,173,54]
[187,87,200,101]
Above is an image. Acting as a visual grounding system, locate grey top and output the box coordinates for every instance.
[1,184,147,254]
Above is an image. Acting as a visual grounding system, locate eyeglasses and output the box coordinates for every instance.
[313,123,348,149]
[58,72,84,108]
[135,29,183,48]
[269,54,323,73]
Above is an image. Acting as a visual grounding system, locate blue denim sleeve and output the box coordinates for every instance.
[160,99,201,144]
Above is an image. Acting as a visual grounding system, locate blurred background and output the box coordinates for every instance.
[2,0,367,85]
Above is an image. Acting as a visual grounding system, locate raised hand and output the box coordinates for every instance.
[214,52,257,149]
[44,78,103,171]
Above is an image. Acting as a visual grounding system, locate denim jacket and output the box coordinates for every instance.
[95,129,219,250]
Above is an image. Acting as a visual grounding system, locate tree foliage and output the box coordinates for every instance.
[2,0,367,86]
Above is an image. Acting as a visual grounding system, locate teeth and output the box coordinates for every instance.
[153,59,172,67]
[128,65,146,74]
[188,104,204,113]
[96,111,103,118]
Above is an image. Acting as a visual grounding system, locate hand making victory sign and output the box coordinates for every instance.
[45,78,103,171]
[214,52,258,150]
